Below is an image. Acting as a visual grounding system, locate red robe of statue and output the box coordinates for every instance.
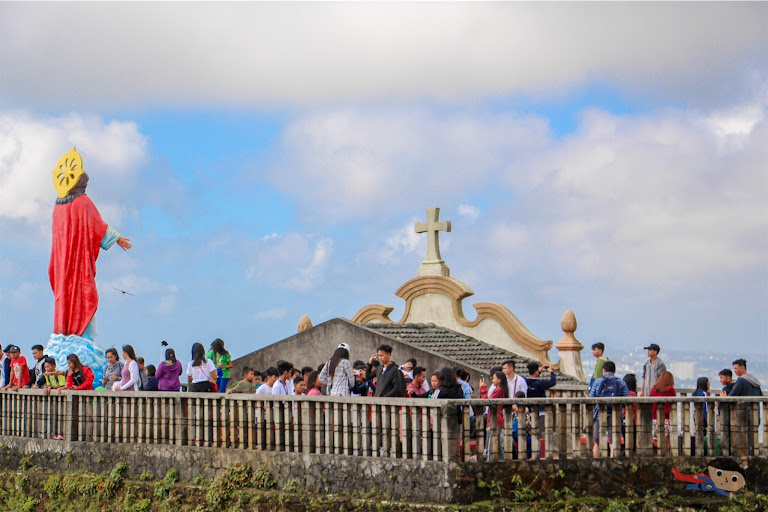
[49,195,108,336]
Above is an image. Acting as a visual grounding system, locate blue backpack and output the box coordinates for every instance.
[599,376,622,414]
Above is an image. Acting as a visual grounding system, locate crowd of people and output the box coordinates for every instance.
[0,338,235,395]
[587,342,763,457]
[0,339,762,456]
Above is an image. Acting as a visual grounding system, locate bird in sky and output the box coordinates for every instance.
[113,287,135,296]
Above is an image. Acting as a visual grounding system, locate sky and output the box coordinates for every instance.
[0,2,766,368]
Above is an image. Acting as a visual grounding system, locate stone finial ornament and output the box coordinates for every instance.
[52,147,85,198]
[298,315,313,333]
[553,309,586,383]
[556,310,583,351]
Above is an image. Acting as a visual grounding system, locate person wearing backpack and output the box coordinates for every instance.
[590,361,629,458]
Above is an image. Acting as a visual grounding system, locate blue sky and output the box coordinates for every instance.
[1,3,766,369]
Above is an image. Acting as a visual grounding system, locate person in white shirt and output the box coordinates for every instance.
[186,342,216,393]
[271,360,293,396]
[256,367,279,395]
[502,360,528,397]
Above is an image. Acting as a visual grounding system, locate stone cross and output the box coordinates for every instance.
[415,207,451,277]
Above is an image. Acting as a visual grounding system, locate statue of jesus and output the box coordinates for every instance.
[46,148,132,383]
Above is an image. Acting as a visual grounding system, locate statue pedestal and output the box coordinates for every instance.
[46,334,107,388]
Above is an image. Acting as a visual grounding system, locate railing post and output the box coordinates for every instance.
[693,402,705,456]
[556,402,567,460]
[637,402,653,457]
[749,402,759,457]
[441,403,459,463]
[732,401,749,458]
[64,393,77,442]
[488,402,498,461]
[761,401,768,457]
[301,399,312,454]
[721,402,732,456]
[174,394,186,446]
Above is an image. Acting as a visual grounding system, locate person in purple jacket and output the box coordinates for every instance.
[155,348,182,391]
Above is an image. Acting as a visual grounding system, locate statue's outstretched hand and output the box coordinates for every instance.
[117,237,132,251]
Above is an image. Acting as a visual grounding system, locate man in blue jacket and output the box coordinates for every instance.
[590,361,629,458]
[525,362,557,400]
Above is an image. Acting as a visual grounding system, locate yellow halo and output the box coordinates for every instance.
[52,147,84,198]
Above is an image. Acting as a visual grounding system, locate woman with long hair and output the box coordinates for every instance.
[155,348,182,391]
[187,342,217,393]
[306,370,323,396]
[64,354,94,391]
[650,371,676,454]
[436,367,464,399]
[207,338,232,393]
[694,377,710,397]
[692,376,711,450]
[623,372,639,429]
[113,345,140,391]
[102,347,123,388]
[479,370,508,460]
[319,343,354,396]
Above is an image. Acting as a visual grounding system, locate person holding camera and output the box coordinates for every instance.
[525,361,557,412]
[350,360,372,396]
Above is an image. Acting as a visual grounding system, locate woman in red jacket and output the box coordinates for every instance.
[479,371,509,460]
[64,354,94,391]
[650,370,676,455]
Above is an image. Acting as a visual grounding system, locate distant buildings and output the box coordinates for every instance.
[669,361,697,382]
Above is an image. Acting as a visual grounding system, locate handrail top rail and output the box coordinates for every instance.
[1,388,765,405]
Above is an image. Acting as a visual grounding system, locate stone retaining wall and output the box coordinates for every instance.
[0,435,457,503]
[2,434,766,504]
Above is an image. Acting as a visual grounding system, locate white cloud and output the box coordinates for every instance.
[458,204,480,223]
[246,233,333,292]
[270,106,549,221]
[502,99,768,287]
[288,94,767,293]
[372,219,422,266]
[285,239,333,292]
[253,308,288,322]
[156,292,178,316]
[0,111,147,226]
[1,3,765,109]
[9,282,42,306]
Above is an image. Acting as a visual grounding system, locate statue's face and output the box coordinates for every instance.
[707,466,745,492]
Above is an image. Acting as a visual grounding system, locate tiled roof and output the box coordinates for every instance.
[359,322,581,384]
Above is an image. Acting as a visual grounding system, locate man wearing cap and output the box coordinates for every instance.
[639,344,666,397]
[2,346,30,391]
